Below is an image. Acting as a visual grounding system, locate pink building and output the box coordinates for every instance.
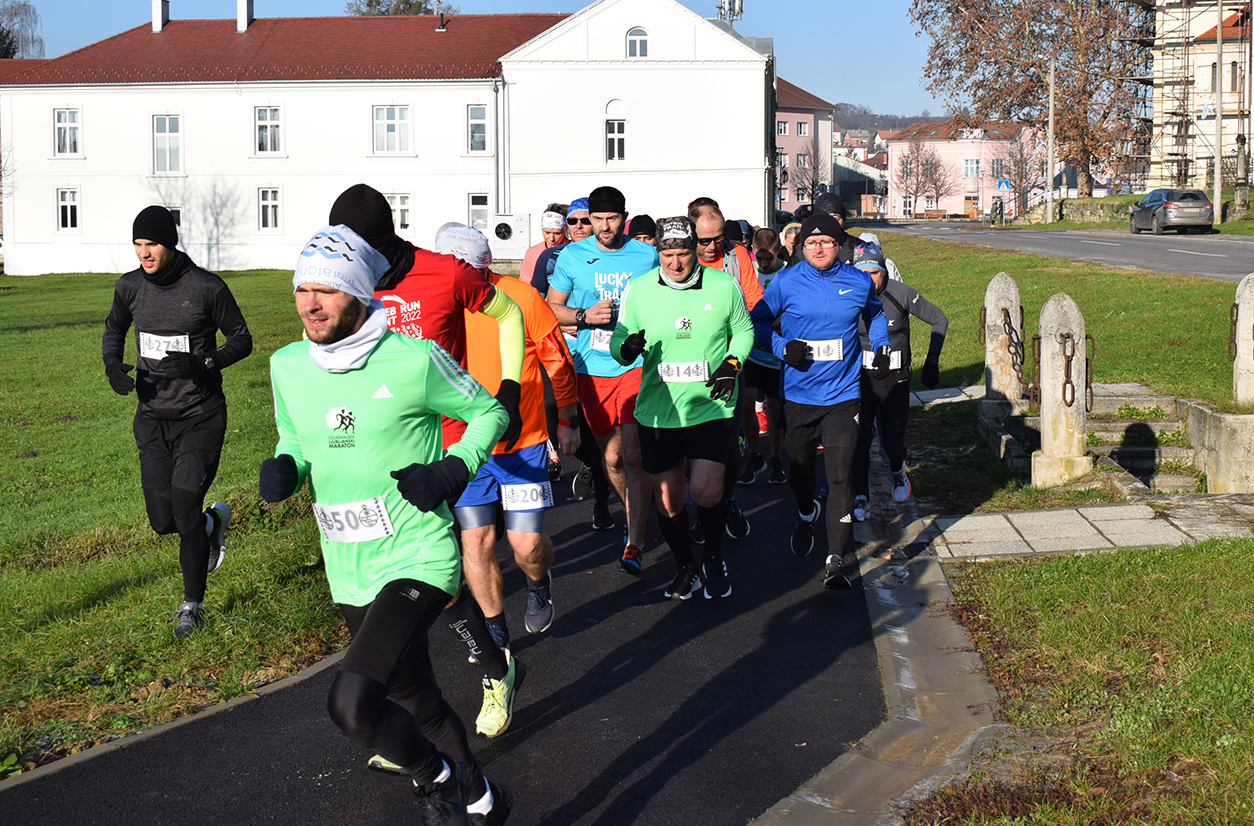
[886,121,1031,219]
[774,77,836,213]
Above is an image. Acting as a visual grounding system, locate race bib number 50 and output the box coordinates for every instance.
[313,498,395,543]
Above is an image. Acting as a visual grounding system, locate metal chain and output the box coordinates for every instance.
[978,305,987,345]
[1060,333,1076,408]
[1232,303,1240,362]
[1085,334,1095,413]
[1003,308,1027,395]
[1029,334,1041,407]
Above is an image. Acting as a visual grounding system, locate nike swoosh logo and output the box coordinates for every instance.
[838,288,854,295]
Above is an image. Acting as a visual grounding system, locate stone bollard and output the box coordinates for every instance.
[982,273,1025,416]
[1031,293,1094,487]
[1236,273,1254,406]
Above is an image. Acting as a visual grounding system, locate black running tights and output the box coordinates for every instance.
[143,486,210,603]
[784,399,860,555]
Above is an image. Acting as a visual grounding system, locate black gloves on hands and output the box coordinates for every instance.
[783,339,810,367]
[870,345,893,380]
[160,351,208,378]
[620,330,647,362]
[392,455,470,513]
[494,379,523,452]
[105,362,135,396]
[921,356,941,390]
[259,454,300,503]
[706,357,742,401]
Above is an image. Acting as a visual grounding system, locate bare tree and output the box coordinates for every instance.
[0,1,43,59]
[791,129,831,204]
[920,145,960,211]
[344,0,459,14]
[990,127,1043,217]
[892,138,927,216]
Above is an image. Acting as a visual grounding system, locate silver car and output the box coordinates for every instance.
[1130,188,1214,235]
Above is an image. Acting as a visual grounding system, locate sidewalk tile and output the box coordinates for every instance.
[1027,535,1114,553]
[935,514,1010,533]
[1078,504,1157,521]
[1009,510,1103,539]
[909,393,924,408]
[942,539,1033,557]
[915,387,969,405]
[1098,523,1189,547]
[960,385,987,400]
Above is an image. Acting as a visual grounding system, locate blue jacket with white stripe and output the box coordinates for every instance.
[750,259,889,406]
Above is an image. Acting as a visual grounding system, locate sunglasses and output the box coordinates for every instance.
[696,235,723,246]
[567,217,592,226]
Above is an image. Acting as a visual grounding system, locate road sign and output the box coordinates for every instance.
[996,179,1011,192]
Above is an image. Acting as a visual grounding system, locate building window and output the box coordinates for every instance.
[258,188,280,231]
[902,196,913,216]
[385,193,411,231]
[168,207,182,227]
[374,106,410,153]
[467,105,487,153]
[256,107,281,153]
[606,120,626,161]
[776,151,787,169]
[57,188,79,230]
[777,121,788,136]
[797,121,808,137]
[796,153,809,168]
[991,158,1006,178]
[469,194,489,231]
[54,109,80,156]
[1233,61,1240,93]
[153,115,181,173]
[627,27,648,58]
[964,158,981,178]
[1212,62,1218,92]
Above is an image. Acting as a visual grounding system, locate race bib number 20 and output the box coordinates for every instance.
[313,498,395,543]
[501,481,554,511]
[589,328,614,352]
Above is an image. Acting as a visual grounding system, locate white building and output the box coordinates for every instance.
[0,0,773,275]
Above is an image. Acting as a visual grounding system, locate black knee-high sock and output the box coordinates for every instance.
[655,508,695,570]
[575,419,611,502]
[698,499,730,568]
[443,588,508,680]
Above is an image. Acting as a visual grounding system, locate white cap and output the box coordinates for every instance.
[434,223,493,270]
[293,225,387,304]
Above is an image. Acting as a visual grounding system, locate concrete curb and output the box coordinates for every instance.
[0,650,345,792]
[754,464,1001,825]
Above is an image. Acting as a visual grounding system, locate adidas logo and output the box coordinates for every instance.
[703,303,714,311]
[372,385,394,399]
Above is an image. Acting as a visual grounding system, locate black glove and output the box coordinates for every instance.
[706,356,741,401]
[159,351,208,378]
[871,345,892,379]
[783,339,810,367]
[494,379,523,452]
[921,356,940,390]
[391,455,470,512]
[259,454,300,503]
[105,361,135,396]
[620,330,647,362]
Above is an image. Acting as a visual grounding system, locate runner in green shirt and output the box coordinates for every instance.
[261,225,512,825]
[610,216,754,601]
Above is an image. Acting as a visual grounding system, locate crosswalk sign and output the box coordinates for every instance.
[996,179,1011,192]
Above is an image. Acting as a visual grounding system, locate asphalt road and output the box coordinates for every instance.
[875,221,1254,282]
[0,460,885,826]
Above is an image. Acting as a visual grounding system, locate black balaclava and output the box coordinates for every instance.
[328,183,414,290]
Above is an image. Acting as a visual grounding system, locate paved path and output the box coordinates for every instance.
[872,221,1254,282]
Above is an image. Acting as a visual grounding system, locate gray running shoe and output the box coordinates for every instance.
[171,601,204,640]
[206,501,230,573]
[524,571,554,634]
[572,463,594,500]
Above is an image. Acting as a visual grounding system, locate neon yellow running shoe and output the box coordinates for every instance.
[475,652,526,738]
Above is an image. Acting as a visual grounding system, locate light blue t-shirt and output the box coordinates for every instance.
[549,236,659,377]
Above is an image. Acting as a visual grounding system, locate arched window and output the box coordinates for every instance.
[627,27,648,58]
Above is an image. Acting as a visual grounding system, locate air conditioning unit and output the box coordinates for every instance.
[489,214,531,262]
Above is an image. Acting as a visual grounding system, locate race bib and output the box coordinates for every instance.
[805,339,844,362]
[862,349,903,370]
[313,497,395,543]
[501,481,554,511]
[139,332,190,360]
[589,328,614,352]
[657,361,710,383]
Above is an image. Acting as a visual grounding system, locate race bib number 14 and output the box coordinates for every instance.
[657,361,710,383]
[313,498,396,543]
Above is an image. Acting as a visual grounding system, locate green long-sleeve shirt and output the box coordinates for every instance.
[270,330,506,605]
[611,265,754,429]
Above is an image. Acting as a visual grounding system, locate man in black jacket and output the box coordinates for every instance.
[102,206,253,639]
[787,196,859,266]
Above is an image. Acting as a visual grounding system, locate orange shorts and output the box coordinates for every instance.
[577,368,641,439]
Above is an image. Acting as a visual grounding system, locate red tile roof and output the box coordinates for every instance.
[1196,8,1249,42]
[0,59,46,83]
[0,14,568,85]
[889,120,1024,142]
[777,77,835,111]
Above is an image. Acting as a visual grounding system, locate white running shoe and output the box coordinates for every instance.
[853,495,870,522]
[891,469,911,503]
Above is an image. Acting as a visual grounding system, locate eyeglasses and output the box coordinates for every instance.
[803,239,836,250]
[696,235,723,246]
[567,217,591,226]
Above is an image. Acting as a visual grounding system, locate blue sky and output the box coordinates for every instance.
[41,0,944,116]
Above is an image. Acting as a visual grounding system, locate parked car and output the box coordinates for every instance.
[772,209,793,230]
[1130,189,1214,235]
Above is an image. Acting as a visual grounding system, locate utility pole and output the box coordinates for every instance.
[1046,58,1056,224]
[1215,0,1225,225]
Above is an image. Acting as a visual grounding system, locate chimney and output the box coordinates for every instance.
[237,0,254,32]
[152,0,169,33]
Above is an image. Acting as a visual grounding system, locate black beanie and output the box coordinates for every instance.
[798,213,844,245]
[587,185,626,214]
[132,205,178,250]
[629,214,656,238]
[329,183,397,249]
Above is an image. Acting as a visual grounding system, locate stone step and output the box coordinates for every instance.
[1144,473,1200,493]
[1088,444,1194,469]
[1086,419,1183,437]
[1088,394,1178,417]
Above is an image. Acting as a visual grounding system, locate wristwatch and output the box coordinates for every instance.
[574,308,587,327]
[203,356,217,372]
